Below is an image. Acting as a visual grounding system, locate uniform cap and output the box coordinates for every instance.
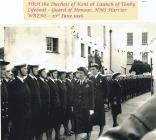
[90,63,99,69]
[77,67,88,76]
[14,63,26,68]
[27,64,39,68]
[112,72,121,79]
[49,69,57,73]
[0,59,10,65]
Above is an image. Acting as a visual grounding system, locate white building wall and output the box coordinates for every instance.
[4,26,67,70]
[4,25,107,72]
[0,27,4,48]
[106,23,156,74]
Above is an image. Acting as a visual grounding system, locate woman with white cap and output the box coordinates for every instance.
[37,67,51,140]
[8,63,32,140]
[47,69,63,140]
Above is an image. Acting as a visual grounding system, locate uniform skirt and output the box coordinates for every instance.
[73,108,92,134]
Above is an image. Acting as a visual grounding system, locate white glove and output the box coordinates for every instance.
[89,110,94,115]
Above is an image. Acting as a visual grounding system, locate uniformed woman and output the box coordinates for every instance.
[37,67,50,140]
[47,69,62,140]
[89,63,107,137]
[110,72,122,127]
[57,71,71,137]
[8,63,32,140]
[72,67,94,140]
[25,64,42,140]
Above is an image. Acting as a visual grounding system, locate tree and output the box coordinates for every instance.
[129,60,151,75]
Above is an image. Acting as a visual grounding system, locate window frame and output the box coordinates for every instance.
[142,32,148,45]
[127,33,133,46]
[46,37,59,53]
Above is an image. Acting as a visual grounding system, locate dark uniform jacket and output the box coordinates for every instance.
[57,80,67,109]
[47,78,61,125]
[25,75,41,116]
[8,77,32,140]
[66,79,74,107]
[73,79,94,110]
[25,75,41,136]
[57,79,68,123]
[90,74,107,126]
[47,78,61,109]
[72,79,94,134]
[110,79,122,115]
[38,77,50,132]
[1,80,9,139]
[100,96,156,140]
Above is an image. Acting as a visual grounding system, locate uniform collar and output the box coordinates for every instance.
[17,76,24,83]
[39,77,45,82]
[94,72,100,79]
[80,77,86,83]
[49,77,55,82]
[29,74,37,80]
[66,78,71,82]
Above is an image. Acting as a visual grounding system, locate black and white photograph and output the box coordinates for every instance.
[0,23,156,140]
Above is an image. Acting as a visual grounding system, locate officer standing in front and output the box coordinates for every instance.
[1,59,10,140]
[89,63,107,137]
[72,67,94,140]
[8,63,32,140]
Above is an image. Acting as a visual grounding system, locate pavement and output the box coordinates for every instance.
[43,92,152,140]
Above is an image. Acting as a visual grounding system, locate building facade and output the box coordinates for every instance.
[4,25,109,72]
[3,23,156,76]
[0,27,4,59]
[106,22,156,74]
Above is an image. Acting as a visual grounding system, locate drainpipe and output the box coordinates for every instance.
[150,58,153,96]
[109,29,114,73]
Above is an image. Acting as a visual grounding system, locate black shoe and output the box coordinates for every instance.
[69,130,74,134]
[64,131,72,136]
[113,123,119,127]
[55,136,65,140]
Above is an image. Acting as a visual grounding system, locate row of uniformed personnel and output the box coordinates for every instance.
[117,74,151,103]
[1,59,152,140]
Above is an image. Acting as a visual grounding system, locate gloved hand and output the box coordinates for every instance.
[89,110,94,115]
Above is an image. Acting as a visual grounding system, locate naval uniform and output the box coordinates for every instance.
[8,77,32,140]
[25,75,41,137]
[72,79,94,134]
[38,77,50,133]
[90,74,107,126]
[1,80,9,140]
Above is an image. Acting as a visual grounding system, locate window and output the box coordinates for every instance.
[142,32,148,45]
[81,43,85,57]
[142,52,148,63]
[127,52,133,64]
[88,46,91,54]
[46,37,59,53]
[127,33,133,46]
[87,26,91,37]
